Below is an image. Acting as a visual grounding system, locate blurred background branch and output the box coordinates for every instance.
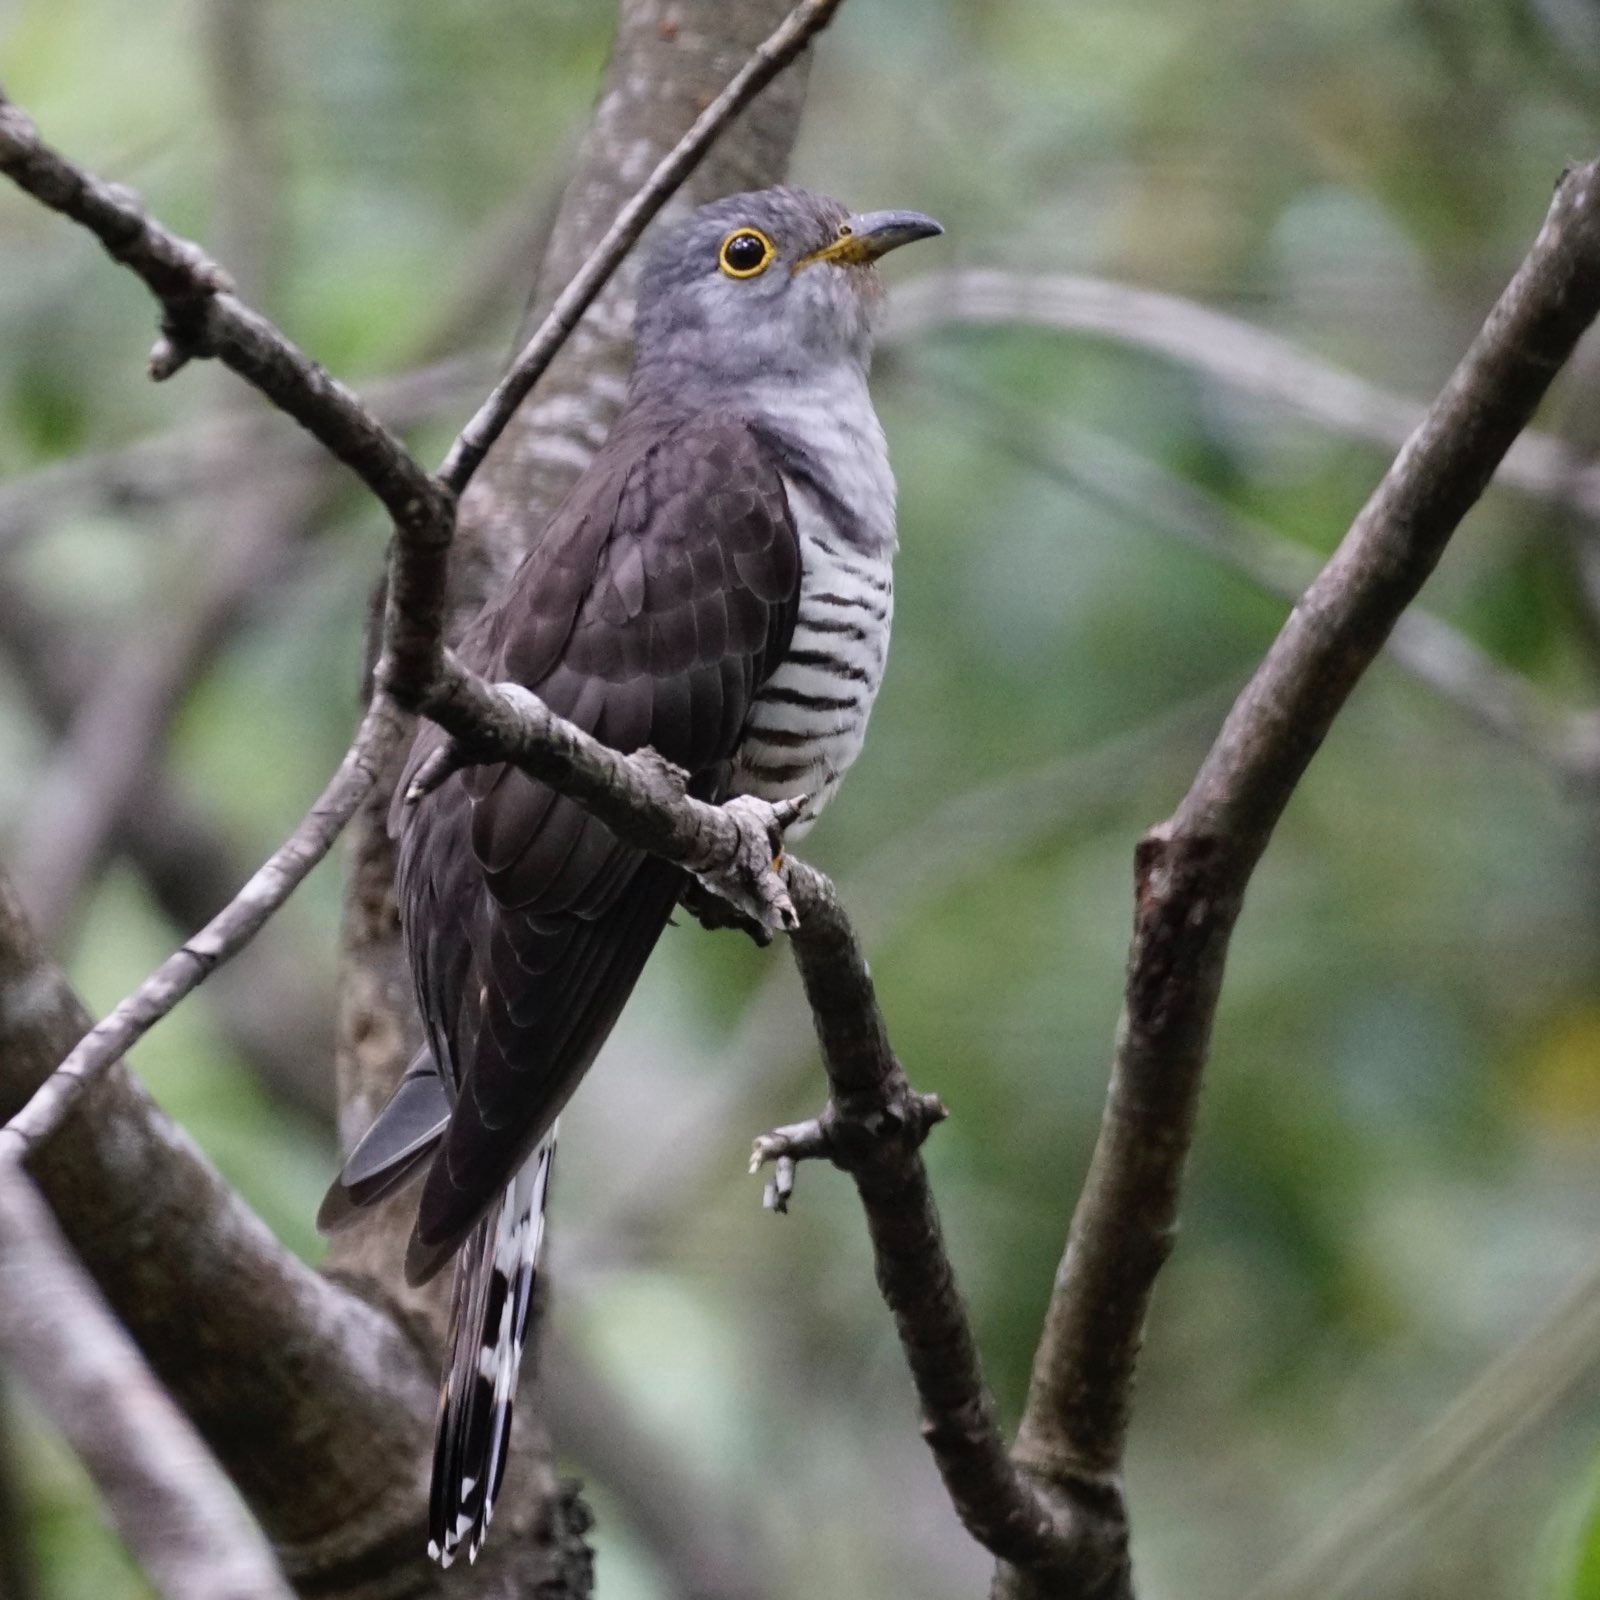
[889,271,1600,523]
[4,1,1600,1598]
[0,1376,38,1600]
[0,572,338,1120]
[1247,1247,1600,1600]
[998,154,1600,1600]
[0,1160,295,1600]
[924,381,1600,781]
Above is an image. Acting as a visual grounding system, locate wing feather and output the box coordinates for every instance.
[395,411,800,1279]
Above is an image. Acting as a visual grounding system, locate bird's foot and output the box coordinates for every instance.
[691,793,809,935]
[748,1117,832,1212]
[749,1091,949,1212]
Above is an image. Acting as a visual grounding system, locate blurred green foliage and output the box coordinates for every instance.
[4,0,1600,1596]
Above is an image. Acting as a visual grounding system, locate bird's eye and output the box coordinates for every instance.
[719,228,776,279]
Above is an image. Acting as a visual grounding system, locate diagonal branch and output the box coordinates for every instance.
[888,268,1600,523]
[0,574,338,1121]
[0,0,840,1146]
[11,507,312,947]
[927,381,1600,784]
[435,0,845,496]
[0,1160,295,1600]
[996,156,1600,1600]
[0,699,407,1157]
[0,865,454,1589]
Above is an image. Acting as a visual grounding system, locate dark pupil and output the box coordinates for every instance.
[725,233,766,271]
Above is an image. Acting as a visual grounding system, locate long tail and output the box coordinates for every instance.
[428,1131,555,1567]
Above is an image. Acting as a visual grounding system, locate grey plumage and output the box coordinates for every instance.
[318,185,940,1564]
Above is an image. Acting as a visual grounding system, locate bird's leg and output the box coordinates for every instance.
[748,1119,830,1212]
[688,792,810,935]
[749,1090,948,1213]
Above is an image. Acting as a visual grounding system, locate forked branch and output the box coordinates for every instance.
[0,0,845,1137]
[996,156,1600,1599]
[0,24,1088,1581]
[9,18,1596,1600]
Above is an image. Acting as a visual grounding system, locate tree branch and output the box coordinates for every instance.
[888,267,1600,523]
[0,1160,295,1600]
[434,0,845,497]
[0,699,406,1156]
[998,157,1600,1599]
[927,381,1600,784]
[1244,1247,1600,1600]
[0,865,476,1592]
[775,868,1092,1563]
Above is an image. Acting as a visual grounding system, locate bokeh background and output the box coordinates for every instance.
[4,0,1600,1596]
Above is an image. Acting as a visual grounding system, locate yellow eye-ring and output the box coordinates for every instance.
[718,227,776,279]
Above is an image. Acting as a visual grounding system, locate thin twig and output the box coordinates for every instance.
[0,1160,295,1600]
[922,378,1600,783]
[0,575,339,1121]
[887,268,1600,522]
[996,157,1600,1600]
[777,863,1108,1576]
[434,0,846,497]
[0,698,406,1156]
[381,0,849,702]
[1243,1249,1600,1600]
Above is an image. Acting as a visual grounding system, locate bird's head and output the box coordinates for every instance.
[632,186,941,394]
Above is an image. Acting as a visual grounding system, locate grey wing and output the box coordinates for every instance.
[397,413,800,1283]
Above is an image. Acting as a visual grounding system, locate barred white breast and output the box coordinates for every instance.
[733,369,898,836]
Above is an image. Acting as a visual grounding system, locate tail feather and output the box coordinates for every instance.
[428,1132,554,1567]
[316,1051,450,1234]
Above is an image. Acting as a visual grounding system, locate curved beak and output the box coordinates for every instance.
[796,209,944,271]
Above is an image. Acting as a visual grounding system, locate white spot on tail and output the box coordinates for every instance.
[430,1130,556,1565]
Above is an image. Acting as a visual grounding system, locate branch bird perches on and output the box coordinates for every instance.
[4,22,1600,1600]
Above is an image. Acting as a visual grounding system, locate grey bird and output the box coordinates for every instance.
[319,186,941,1564]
